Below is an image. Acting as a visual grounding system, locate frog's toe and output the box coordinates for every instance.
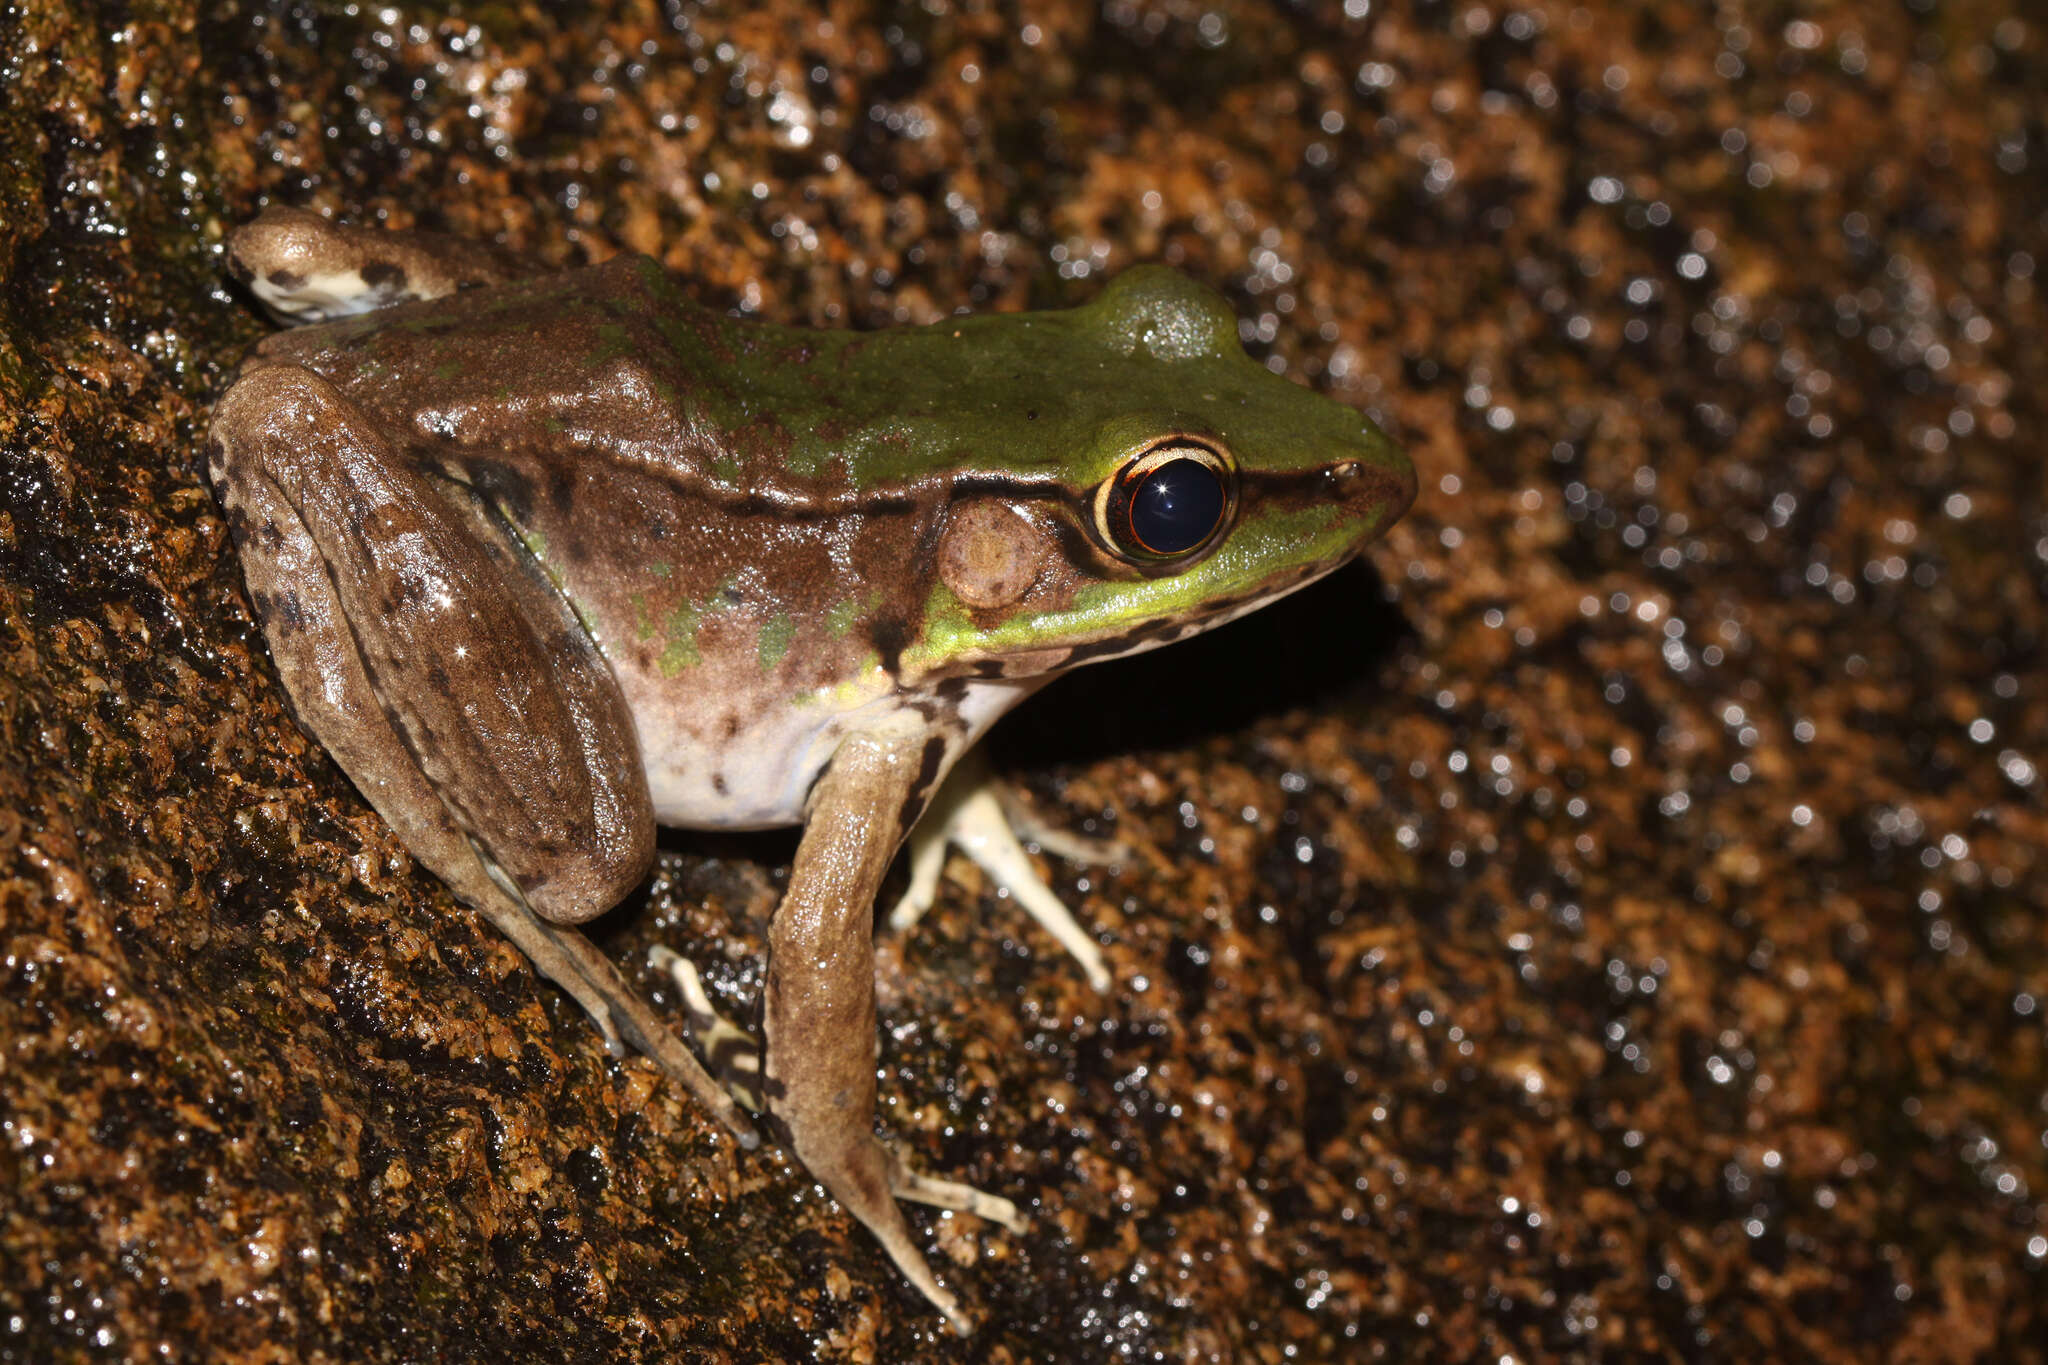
[901,765,1113,991]
[887,1155,1029,1236]
[993,786,1131,867]
[649,946,763,1113]
[469,874,758,1148]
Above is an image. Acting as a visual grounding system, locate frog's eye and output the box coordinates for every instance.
[1095,440,1234,563]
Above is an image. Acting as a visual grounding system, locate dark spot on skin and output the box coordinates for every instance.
[360,261,407,291]
[221,504,254,544]
[721,714,742,741]
[934,676,969,703]
[266,268,305,291]
[1027,409,1038,420]
[257,519,284,549]
[712,773,728,796]
[915,735,947,791]
[870,615,908,675]
[895,735,950,835]
[275,589,306,632]
[970,659,1006,679]
[546,464,577,516]
[464,459,538,525]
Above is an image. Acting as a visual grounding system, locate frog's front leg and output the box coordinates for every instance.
[208,363,754,1146]
[766,718,1026,1334]
[226,205,537,325]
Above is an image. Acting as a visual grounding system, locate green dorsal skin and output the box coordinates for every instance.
[633,257,1407,492]
[279,255,1404,506]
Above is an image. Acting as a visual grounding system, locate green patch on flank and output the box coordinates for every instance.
[711,453,744,483]
[757,614,795,670]
[824,590,878,638]
[658,601,703,676]
[434,358,463,381]
[587,322,636,369]
[649,562,671,577]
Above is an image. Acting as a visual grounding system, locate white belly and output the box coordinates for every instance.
[629,669,1036,830]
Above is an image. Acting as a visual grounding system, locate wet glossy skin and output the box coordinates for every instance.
[207,207,1414,1331]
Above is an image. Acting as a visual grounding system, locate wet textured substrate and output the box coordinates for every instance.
[2,2,2044,1361]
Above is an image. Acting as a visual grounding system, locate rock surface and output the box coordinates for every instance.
[2,1,2043,1360]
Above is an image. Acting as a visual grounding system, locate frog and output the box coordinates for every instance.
[207,206,1415,1332]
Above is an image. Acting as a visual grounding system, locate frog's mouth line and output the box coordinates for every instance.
[936,552,1346,682]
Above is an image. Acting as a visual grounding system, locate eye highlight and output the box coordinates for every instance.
[1094,440,1235,563]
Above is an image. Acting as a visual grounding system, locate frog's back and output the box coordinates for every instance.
[245,256,775,491]
[243,252,1390,511]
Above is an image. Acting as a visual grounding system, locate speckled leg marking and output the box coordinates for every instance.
[208,363,754,1147]
[648,946,764,1113]
[227,205,534,324]
[767,719,1024,1335]
[887,753,1117,992]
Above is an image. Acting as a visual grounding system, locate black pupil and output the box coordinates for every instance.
[1128,457,1225,556]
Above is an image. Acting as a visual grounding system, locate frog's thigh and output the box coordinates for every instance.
[208,363,654,925]
[765,722,1020,1334]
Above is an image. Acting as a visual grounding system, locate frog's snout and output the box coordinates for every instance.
[1327,449,1418,531]
[224,206,329,286]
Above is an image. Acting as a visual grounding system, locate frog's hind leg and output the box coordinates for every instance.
[227,205,540,325]
[208,363,754,1146]
[764,720,1028,1334]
